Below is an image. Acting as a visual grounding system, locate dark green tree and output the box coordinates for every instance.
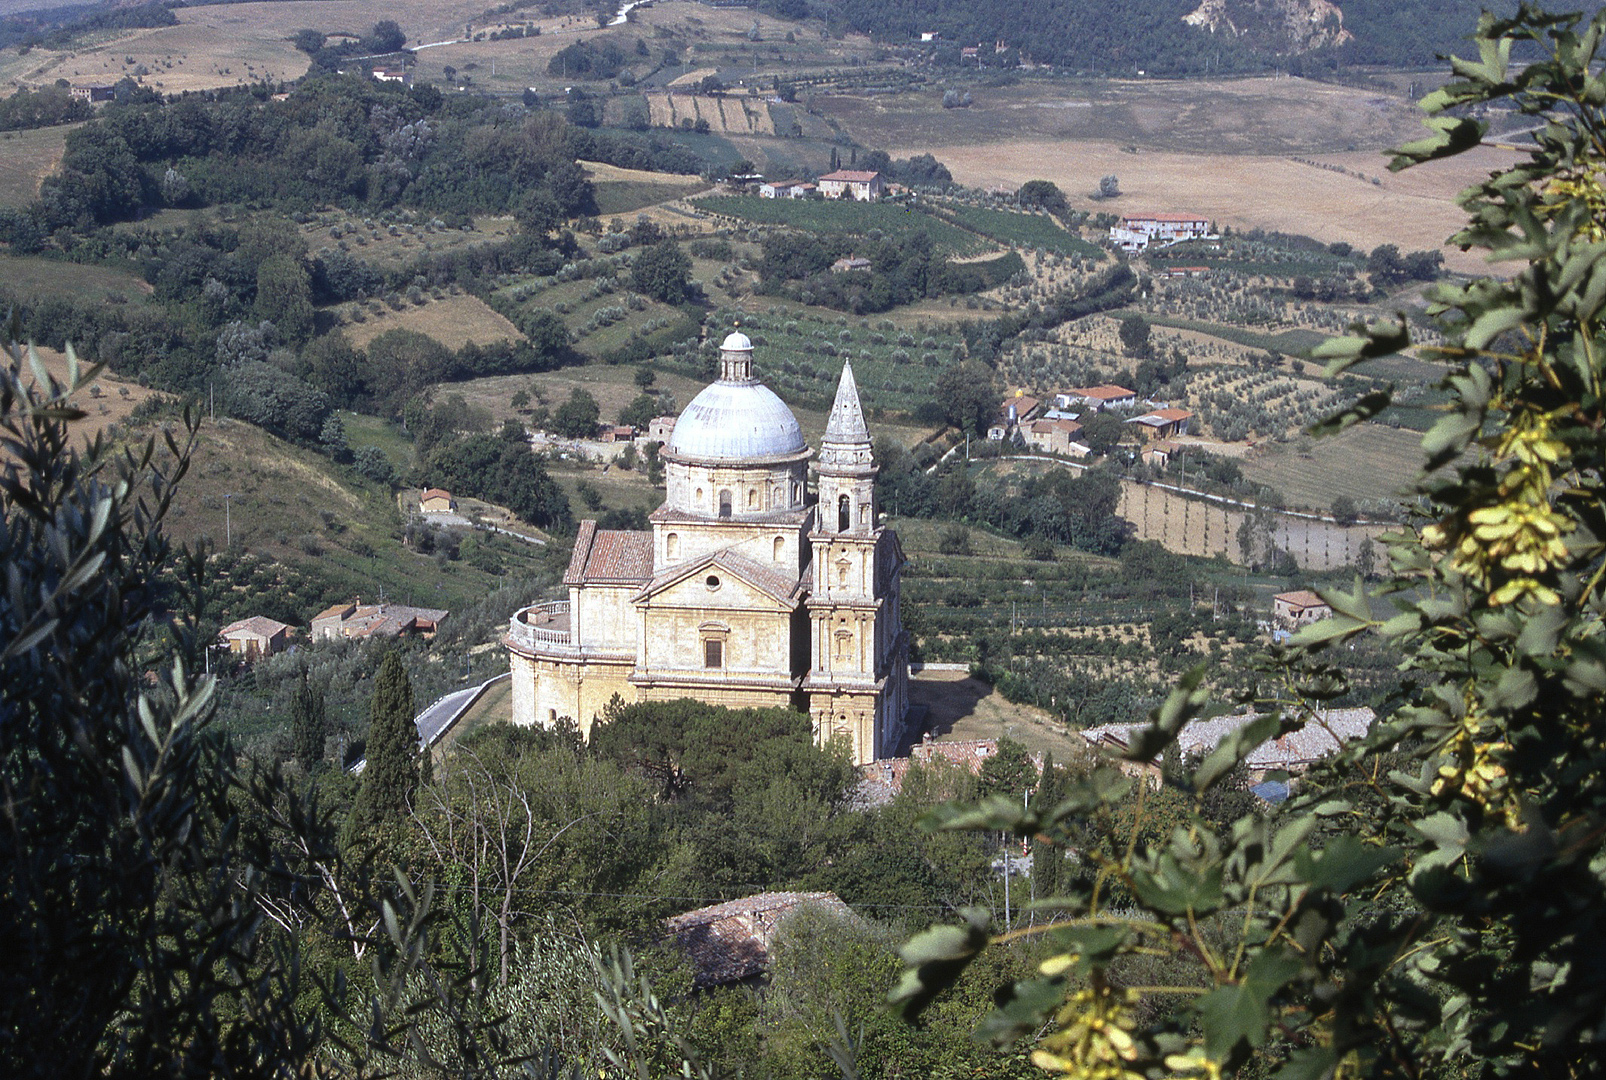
[934,361,996,436]
[1117,313,1151,358]
[977,736,1035,798]
[350,651,418,832]
[551,387,601,439]
[619,392,658,430]
[1017,179,1068,216]
[630,239,692,305]
[254,254,315,345]
[290,668,327,771]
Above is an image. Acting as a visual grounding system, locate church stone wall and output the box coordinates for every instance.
[573,585,637,652]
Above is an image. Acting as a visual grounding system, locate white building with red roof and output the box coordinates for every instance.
[816,169,884,201]
[505,334,911,766]
[1110,213,1215,252]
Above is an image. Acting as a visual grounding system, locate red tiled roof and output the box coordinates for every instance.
[1148,408,1193,422]
[567,522,654,585]
[819,170,881,183]
[1029,418,1083,435]
[221,615,292,638]
[665,892,856,987]
[1068,384,1136,400]
[421,488,452,501]
[1123,213,1210,223]
[313,602,354,622]
[1275,589,1327,609]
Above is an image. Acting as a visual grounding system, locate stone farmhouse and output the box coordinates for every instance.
[1273,590,1333,628]
[505,334,911,766]
[816,170,884,201]
[220,616,292,660]
[1125,407,1193,440]
[664,891,857,988]
[1082,707,1375,782]
[1058,385,1137,412]
[312,600,448,641]
[1109,213,1215,253]
[759,179,814,199]
[1024,417,1087,456]
[420,488,456,513]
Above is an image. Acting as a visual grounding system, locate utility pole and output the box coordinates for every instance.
[224,492,239,547]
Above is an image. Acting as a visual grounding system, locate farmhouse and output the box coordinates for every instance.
[219,616,292,660]
[600,425,637,443]
[1082,707,1375,782]
[1125,407,1193,440]
[504,335,911,767]
[1160,265,1210,278]
[69,84,115,102]
[1058,385,1137,412]
[312,601,448,641]
[831,256,872,273]
[816,170,884,201]
[647,415,677,442]
[420,488,456,514]
[1110,214,1215,253]
[371,69,412,85]
[759,179,814,199]
[1023,417,1086,456]
[664,891,857,989]
[1273,590,1333,628]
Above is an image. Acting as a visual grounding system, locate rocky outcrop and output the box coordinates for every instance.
[1183,0,1353,53]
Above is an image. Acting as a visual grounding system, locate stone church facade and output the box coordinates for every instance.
[504,332,910,765]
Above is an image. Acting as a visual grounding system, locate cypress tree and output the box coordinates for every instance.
[1031,752,1064,898]
[290,668,327,772]
[351,651,417,831]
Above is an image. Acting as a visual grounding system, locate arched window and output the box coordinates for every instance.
[837,558,851,587]
[859,502,869,524]
[747,488,759,509]
[666,533,679,560]
[834,629,853,661]
[718,490,732,519]
[838,494,851,532]
[695,487,704,506]
[773,536,785,562]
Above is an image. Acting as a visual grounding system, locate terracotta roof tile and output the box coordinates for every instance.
[1275,590,1327,608]
[221,615,292,638]
[819,169,881,183]
[567,523,654,585]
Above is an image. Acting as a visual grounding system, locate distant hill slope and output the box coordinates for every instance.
[830,0,1534,73]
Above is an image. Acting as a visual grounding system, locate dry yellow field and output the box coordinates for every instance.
[16,346,163,446]
[0,125,71,206]
[340,294,522,351]
[909,138,1508,275]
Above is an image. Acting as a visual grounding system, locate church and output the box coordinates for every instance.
[504,332,911,765]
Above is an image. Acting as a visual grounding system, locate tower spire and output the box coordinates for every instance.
[819,360,873,471]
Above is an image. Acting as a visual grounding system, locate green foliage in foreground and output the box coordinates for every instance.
[890,8,1606,1077]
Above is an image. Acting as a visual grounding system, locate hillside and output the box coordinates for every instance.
[831,0,1514,72]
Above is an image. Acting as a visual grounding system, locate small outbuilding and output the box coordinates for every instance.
[220,616,292,660]
[421,488,457,513]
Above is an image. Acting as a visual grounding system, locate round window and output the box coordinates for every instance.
[705,575,721,590]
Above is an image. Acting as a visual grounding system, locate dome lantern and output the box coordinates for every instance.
[719,330,754,383]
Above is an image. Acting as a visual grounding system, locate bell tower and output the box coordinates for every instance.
[806,362,907,762]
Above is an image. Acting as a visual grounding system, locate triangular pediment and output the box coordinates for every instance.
[634,548,804,611]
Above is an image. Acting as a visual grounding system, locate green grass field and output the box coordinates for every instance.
[692,195,992,256]
[942,204,1104,259]
[1237,421,1425,510]
[593,177,708,216]
[0,254,149,303]
[1135,313,1329,356]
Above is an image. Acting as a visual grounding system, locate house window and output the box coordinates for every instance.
[838,494,851,531]
[719,490,732,519]
[704,639,723,668]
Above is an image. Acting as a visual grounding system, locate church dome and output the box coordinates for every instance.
[666,380,807,462]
